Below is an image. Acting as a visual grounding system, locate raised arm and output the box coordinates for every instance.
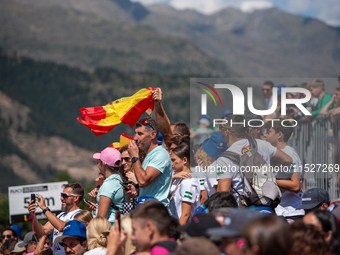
[35,194,67,232]
[128,140,162,188]
[320,94,336,115]
[28,197,59,237]
[153,88,173,147]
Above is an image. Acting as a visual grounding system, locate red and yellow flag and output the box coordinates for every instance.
[77,87,155,136]
[109,133,134,150]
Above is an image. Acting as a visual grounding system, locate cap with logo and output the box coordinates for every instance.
[297,188,330,210]
[93,147,121,167]
[55,220,87,244]
[202,132,228,158]
[137,196,157,206]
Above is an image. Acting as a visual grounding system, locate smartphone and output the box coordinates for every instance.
[116,211,121,231]
[83,199,97,209]
[31,194,36,203]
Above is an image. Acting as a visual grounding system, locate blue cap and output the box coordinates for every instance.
[276,84,286,96]
[55,220,86,243]
[11,225,22,239]
[137,196,157,206]
[222,109,232,118]
[202,132,228,158]
[200,114,211,122]
[158,133,163,146]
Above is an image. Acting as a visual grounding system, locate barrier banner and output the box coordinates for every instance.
[8,181,68,224]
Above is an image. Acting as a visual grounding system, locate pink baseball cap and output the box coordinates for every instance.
[93,147,121,167]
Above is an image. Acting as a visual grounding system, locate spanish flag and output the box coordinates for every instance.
[77,88,155,136]
[109,133,134,150]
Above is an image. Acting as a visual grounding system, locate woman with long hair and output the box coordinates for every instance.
[119,145,137,185]
[120,215,136,255]
[84,217,111,255]
[169,143,200,225]
[93,147,124,223]
[303,210,340,255]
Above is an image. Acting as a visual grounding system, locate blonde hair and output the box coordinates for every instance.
[86,216,111,250]
[121,215,136,255]
[307,78,325,91]
[196,146,215,168]
[74,210,93,225]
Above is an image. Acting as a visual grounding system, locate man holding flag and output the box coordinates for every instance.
[128,117,172,207]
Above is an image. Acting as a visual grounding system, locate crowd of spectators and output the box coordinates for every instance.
[1,83,340,255]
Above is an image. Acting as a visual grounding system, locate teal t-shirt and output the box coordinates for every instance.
[96,173,124,223]
[140,146,172,207]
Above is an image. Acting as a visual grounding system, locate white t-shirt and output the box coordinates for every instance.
[191,166,217,198]
[265,96,273,110]
[275,145,304,217]
[215,139,277,202]
[169,177,200,221]
[53,209,82,255]
[190,167,206,191]
[84,248,107,255]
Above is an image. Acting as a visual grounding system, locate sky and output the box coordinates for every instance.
[131,0,340,27]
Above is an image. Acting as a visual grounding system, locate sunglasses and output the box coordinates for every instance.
[140,119,155,131]
[122,157,131,162]
[262,88,270,91]
[1,235,11,239]
[60,193,78,199]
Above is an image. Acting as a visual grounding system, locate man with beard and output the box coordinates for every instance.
[28,183,83,255]
[128,117,172,207]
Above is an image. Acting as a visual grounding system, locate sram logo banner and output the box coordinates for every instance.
[8,181,68,224]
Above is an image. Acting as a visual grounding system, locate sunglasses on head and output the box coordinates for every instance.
[60,193,78,199]
[140,119,155,131]
[1,235,11,239]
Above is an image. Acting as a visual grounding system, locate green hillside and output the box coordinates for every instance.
[0,48,197,152]
[0,1,234,77]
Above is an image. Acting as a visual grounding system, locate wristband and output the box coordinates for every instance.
[43,207,51,214]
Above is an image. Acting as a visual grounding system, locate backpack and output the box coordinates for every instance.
[218,138,281,209]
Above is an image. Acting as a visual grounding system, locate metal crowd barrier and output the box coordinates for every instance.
[288,116,340,201]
